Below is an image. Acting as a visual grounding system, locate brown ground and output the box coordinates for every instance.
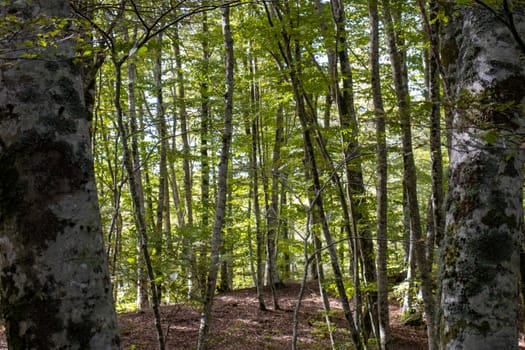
[1,282,524,349]
[118,281,429,350]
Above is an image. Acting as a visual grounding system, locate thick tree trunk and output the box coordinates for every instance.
[440,4,525,349]
[0,1,120,348]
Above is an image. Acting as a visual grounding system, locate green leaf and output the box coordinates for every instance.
[483,129,498,145]
[137,46,148,56]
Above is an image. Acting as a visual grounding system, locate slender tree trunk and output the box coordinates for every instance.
[419,0,445,258]
[329,0,379,340]
[293,46,363,350]
[268,103,285,293]
[280,180,291,280]
[292,216,314,350]
[170,22,200,299]
[115,58,165,349]
[313,230,336,350]
[127,49,151,310]
[173,23,194,228]
[311,4,365,331]
[264,3,362,347]
[218,182,233,293]
[153,34,168,303]
[199,4,212,299]
[196,4,235,349]
[382,1,437,348]
[0,1,120,348]
[440,3,525,349]
[369,0,391,347]
[249,105,267,311]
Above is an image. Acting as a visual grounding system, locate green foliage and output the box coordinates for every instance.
[79,0,447,322]
[400,309,424,327]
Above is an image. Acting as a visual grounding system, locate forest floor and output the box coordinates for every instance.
[0,281,524,349]
[118,281,430,350]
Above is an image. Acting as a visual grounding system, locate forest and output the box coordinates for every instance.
[0,0,525,349]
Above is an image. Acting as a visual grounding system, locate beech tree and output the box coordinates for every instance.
[197,2,235,348]
[0,0,120,349]
[440,2,525,349]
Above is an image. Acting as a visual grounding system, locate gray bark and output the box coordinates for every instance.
[0,1,120,348]
[199,4,211,299]
[115,59,165,349]
[176,29,194,228]
[268,103,285,292]
[329,0,379,340]
[153,34,168,303]
[382,1,438,348]
[127,48,150,310]
[440,3,525,349]
[196,3,234,349]
[369,0,391,347]
[250,113,267,311]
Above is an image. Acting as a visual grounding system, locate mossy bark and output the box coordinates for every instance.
[440,4,525,349]
[0,1,120,349]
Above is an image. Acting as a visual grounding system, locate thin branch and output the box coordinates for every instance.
[503,0,525,55]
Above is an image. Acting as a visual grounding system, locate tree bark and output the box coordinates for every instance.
[126,45,151,310]
[196,3,235,349]
[0,1,120,348]
[329,0,379,339]
[382,1,438,349]
[198,4,212,299]
[173,23,194,228]
[268,103,285,293]
[249,112,267,311]
[369,0,391,347]
[153,33,168,303]
[440,3,525,349]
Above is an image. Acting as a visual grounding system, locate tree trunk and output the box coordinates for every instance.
[173,23,194,228]
[249,101,267,311]
[382,1,438,348]
[268,103,285,292]
[126,31,151,310]
[329,0,379,340]
[421,0,445,253]
[0,1,120,348]
[440,3,525,349]
[199,4,212,299]
[153,34,168,303]
[196,3,235,349]
[264,2,362,347]
[369,0,391,347]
